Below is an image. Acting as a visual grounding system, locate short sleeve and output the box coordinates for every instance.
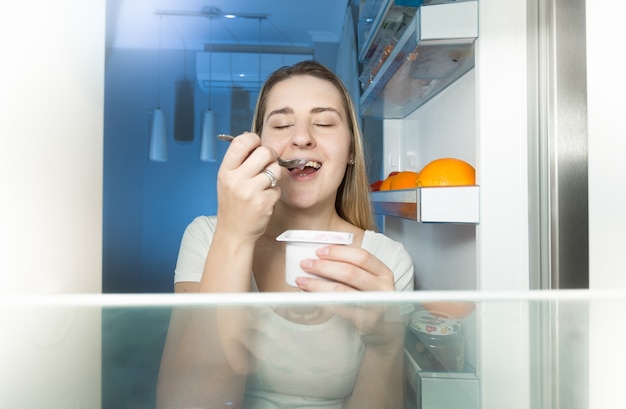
[361,230,415,292]
[174,216,218,284]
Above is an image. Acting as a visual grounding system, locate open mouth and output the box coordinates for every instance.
[289,160,321,175]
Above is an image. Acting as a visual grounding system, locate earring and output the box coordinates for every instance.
[349,159,355,165]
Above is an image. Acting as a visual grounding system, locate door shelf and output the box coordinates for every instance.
[358,0,476,63]
[404,329,479,409]
[371,186,480,224]
[359,0,478,119]
[357,0,421,63]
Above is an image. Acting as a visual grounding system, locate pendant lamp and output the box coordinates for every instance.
[200,109,216,161]
[174,31,194,142]
[149,15,167,161]
[149,108,167,161]
[200,16,217,162]
[174,77,195,142]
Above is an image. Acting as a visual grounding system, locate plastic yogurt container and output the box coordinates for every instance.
[409,310,465,372]
[276,230,354,287]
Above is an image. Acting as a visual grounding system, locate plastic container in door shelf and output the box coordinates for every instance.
[409,310,465,372]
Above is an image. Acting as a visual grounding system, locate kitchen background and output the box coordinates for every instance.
[103,0,378,293]
[102,2,372,405]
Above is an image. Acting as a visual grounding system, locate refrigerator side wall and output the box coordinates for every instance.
[383,71,477,293]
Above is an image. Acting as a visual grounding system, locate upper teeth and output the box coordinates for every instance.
[304,161,321,169]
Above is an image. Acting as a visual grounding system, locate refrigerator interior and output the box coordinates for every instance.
[362,0,538,390]
[358,0,483,296]
[381,68,480,382]
[382,70,477,293]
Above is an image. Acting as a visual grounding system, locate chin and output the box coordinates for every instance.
[282,189,328,209]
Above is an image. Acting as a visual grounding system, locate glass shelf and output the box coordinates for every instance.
[358,1,478,119]
[3,291,623,408]
[371,186,480,223]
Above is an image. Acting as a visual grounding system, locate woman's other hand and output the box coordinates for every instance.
[295,245,395,292]
[295,246,402,346]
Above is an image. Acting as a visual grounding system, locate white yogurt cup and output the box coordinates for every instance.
[276,230,354,287]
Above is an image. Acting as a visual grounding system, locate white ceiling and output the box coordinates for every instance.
[106,0,351,51]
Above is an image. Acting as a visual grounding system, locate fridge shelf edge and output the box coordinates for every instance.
[371,185,480,224]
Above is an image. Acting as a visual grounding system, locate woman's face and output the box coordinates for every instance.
[261,75,352,209]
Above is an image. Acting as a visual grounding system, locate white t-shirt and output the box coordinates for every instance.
[175,216,414,291]
[174,215,415,408]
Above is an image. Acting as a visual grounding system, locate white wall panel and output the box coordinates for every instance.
[0,0,104,294]
[587,1,626,409]
[0,1,104,407]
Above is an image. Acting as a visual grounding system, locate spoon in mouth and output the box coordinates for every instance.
[217,134,308,169]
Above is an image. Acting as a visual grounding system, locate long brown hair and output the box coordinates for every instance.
[252,60,376,231]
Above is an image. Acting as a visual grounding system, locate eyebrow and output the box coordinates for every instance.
[310,107,342,117]
[266,106,342,119]
[266,107,294,119]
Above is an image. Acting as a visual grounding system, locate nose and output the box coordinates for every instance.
[290,125,315,149]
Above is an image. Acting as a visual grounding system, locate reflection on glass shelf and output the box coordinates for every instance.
[1,291,625,408]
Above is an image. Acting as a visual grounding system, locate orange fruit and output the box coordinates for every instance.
[379,177,393,191]
[379,171,400,191]
[416,158,475,187]
[389,171,419,190]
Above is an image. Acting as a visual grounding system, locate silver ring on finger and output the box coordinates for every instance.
[262,168,277,189]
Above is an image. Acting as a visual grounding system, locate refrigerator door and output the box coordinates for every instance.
[528,0,589,290]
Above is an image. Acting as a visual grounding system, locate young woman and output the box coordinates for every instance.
[157,60,414,409]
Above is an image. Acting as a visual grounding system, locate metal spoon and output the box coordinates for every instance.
[217,134,308,169]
